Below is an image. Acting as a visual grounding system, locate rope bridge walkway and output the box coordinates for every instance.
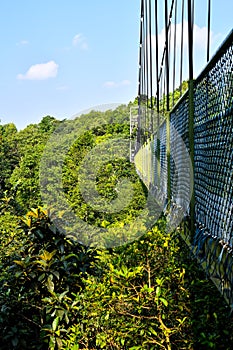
[133,0,233,306]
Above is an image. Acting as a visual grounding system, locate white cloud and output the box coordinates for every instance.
[17,61,59,80]
[104,80,131,88]
[72,33,88,50]
[17,40,29,46]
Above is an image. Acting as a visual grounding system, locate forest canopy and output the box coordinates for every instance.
[0,103,232,349]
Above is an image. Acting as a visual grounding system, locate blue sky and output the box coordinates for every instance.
[0,0,232,130]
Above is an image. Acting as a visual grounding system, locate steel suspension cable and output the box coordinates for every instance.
[192,0,194,31]
[145,0,149,108]
[155,0,160,116]
[158,1,175,79]
[142,0,147,104]
[188,0,194,80]
[207,0,211,62]
[172,0,178,106]
[149,0,153,110]
[138,0,144,99]
[179,0,184,95]
[137,0,144,147]
[165,0,170,112]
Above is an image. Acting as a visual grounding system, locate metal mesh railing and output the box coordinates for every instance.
[159,121,168,203]
[194,38,233,246]
[135,29,233,305]
[191,32,233,302]
[170,92,190,212]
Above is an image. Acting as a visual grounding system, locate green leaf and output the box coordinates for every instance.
[177,317,187,325]
[160,297,168,307]
[52,271,60,280]
[148,327,157,336]
[40,250,57,261]
[47,276,54,293]
[58,290,68,301]
[56,338,63,349]
[156,286,161,297]
[34,259,47,267]
[52,316,59,331]
[13,260,25,267]
[38,272,46,282]
[120,338,125,346]
[49,336,56,349]
[71,345,79,350]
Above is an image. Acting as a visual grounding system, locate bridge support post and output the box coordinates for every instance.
[188,79,195,238]
[166,112,171,209]
[187,0,195,239]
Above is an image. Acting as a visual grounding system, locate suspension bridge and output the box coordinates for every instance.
[132,0,233,306]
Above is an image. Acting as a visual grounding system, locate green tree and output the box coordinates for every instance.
[9,116,60,213]
[0,123,19,195]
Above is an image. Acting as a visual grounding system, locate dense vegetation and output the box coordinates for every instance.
[0,104,233,349]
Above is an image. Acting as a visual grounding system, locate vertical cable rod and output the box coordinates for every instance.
[165,0,170,112]
[172,0,177,106]
[145,0,149,109]
[155,0,159,114]
[149,0,153,109]
[188,0,193,80]
[180,0,185,95]
[187,0,195,236]
[207,0,211,62]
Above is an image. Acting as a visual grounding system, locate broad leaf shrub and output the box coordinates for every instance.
[60,218,233,350]
[62,219,190,349]
[0,207,96,349]
[0,209,233,349]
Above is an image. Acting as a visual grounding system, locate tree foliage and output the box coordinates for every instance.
[0,105,233,349]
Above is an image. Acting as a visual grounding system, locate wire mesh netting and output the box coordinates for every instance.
[192,33,233,302]
[194,40,233,246]
[170,92,191,213]
[135,29,233,305]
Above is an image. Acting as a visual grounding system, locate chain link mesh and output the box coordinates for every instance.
[194,41,233,246]
[135,30,233,305]
[170,93,191,212]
